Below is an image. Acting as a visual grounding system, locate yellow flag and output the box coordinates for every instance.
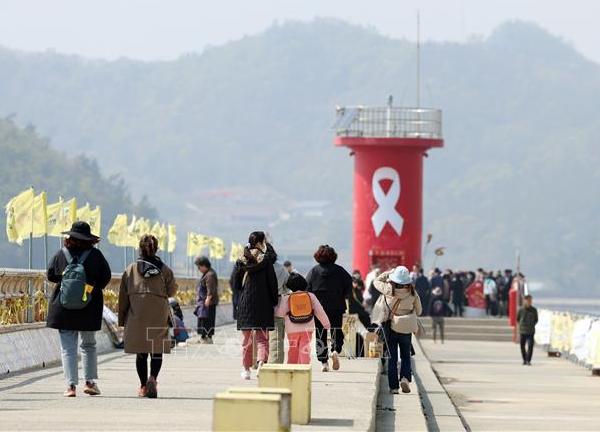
[167,224,177,253]
[46,199,62,237]
[209,237,226,259]
[47,197,77,236]
[229,242,244,263]
[5,187,34,245]
[150,221,167,250]
[108,214,128,246]
[77,203,91,223]
[187,232,210,257]
[31,192,47,238]
[63,198,77,231]
[126,215,138,247]
[88,206,101,237]
[135,218,151,238]
[158,223,168,251]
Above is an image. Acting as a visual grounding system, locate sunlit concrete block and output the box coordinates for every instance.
[258,363,311,425]
[213,392,288,432]
[226,387,291,430]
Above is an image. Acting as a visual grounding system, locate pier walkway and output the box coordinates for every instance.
[2,320,600,431]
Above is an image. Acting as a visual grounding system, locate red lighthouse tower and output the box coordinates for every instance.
[334,98,443,276]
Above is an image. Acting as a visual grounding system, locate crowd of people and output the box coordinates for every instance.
[354,266,525,319]
[44,221,531,399]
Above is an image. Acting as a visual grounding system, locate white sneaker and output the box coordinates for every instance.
[321,362,329,372]
[331,351,340,371]
[400,378,411,393]
[241,369,251,380]
[256,361,264,377]
[390,388,399,394]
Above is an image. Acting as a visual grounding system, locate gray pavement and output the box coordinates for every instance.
[420,339,600,431]
[0,325,381,431]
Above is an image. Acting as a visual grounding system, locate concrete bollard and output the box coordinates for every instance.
[226,387,292,430]
[258,364,312,425]
[213,392,288,432]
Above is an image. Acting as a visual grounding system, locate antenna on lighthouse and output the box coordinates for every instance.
[416,10,421,108]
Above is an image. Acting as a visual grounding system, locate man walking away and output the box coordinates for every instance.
[429,287,451,343]
[517,295,538,365]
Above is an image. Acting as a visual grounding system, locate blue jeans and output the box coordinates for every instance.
[387,329,412,390]
[58,330,98,386]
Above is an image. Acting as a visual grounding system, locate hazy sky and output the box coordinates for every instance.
[0,0,598,63]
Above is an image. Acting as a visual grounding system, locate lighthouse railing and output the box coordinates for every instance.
[334,106,442,139]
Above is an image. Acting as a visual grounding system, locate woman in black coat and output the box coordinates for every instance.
[46,222,112,397]
[306,245,352,372]
[232,231,278,380]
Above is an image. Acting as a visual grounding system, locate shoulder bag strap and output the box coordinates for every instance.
[79,249,92,265]
[62,247,74,264]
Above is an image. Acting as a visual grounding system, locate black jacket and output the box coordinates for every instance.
[349,287,371,328]
[46,247,112,331]
[449,277,464,303]
[233,250,278,330]
[517,306,538,335]
[415,275,431,299]
[306,263,352,313]
[428,296,452,317]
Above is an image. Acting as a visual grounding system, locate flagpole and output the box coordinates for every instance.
[27,188,34,323]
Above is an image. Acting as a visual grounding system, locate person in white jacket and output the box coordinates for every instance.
[374,266,422,394]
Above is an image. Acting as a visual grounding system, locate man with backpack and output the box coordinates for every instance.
[46,222,112,397]
[428,287,452,343]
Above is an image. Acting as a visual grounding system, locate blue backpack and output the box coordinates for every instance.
[59,248,92,310]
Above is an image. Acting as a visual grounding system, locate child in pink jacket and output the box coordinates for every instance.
[276,273,331,364]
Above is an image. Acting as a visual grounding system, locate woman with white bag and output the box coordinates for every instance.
[373,266,422,394]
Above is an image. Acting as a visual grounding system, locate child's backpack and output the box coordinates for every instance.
[59,247,93,310]
[288,291,314,323]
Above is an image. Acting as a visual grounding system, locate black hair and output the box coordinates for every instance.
[314,245,337,264]
[194,256,211,269]
[248,231,266,248]
[64,237,97,251]
[283,260,292,267]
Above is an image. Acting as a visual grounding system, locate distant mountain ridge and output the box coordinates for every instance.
[0,19,598,294]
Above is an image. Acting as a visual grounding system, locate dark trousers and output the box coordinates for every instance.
[432,316,445,342]
[520,334,534,363]
[485,295,492,315]
[453,299,464,317]
[136,353,163,386]
[387,330,412,389]
[315,310,344,363]
[197,304,217,339]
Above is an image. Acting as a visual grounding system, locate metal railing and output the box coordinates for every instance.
[0,268,232,327]
[334,105,442,139]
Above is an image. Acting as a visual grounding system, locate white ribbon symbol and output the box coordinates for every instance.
[371,167,403,237]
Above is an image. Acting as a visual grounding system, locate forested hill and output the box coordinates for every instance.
[0,19,599,294]
[0,118,155,268]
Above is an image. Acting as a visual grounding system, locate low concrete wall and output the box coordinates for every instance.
[0,303,234,376]
[0,323,114,376]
